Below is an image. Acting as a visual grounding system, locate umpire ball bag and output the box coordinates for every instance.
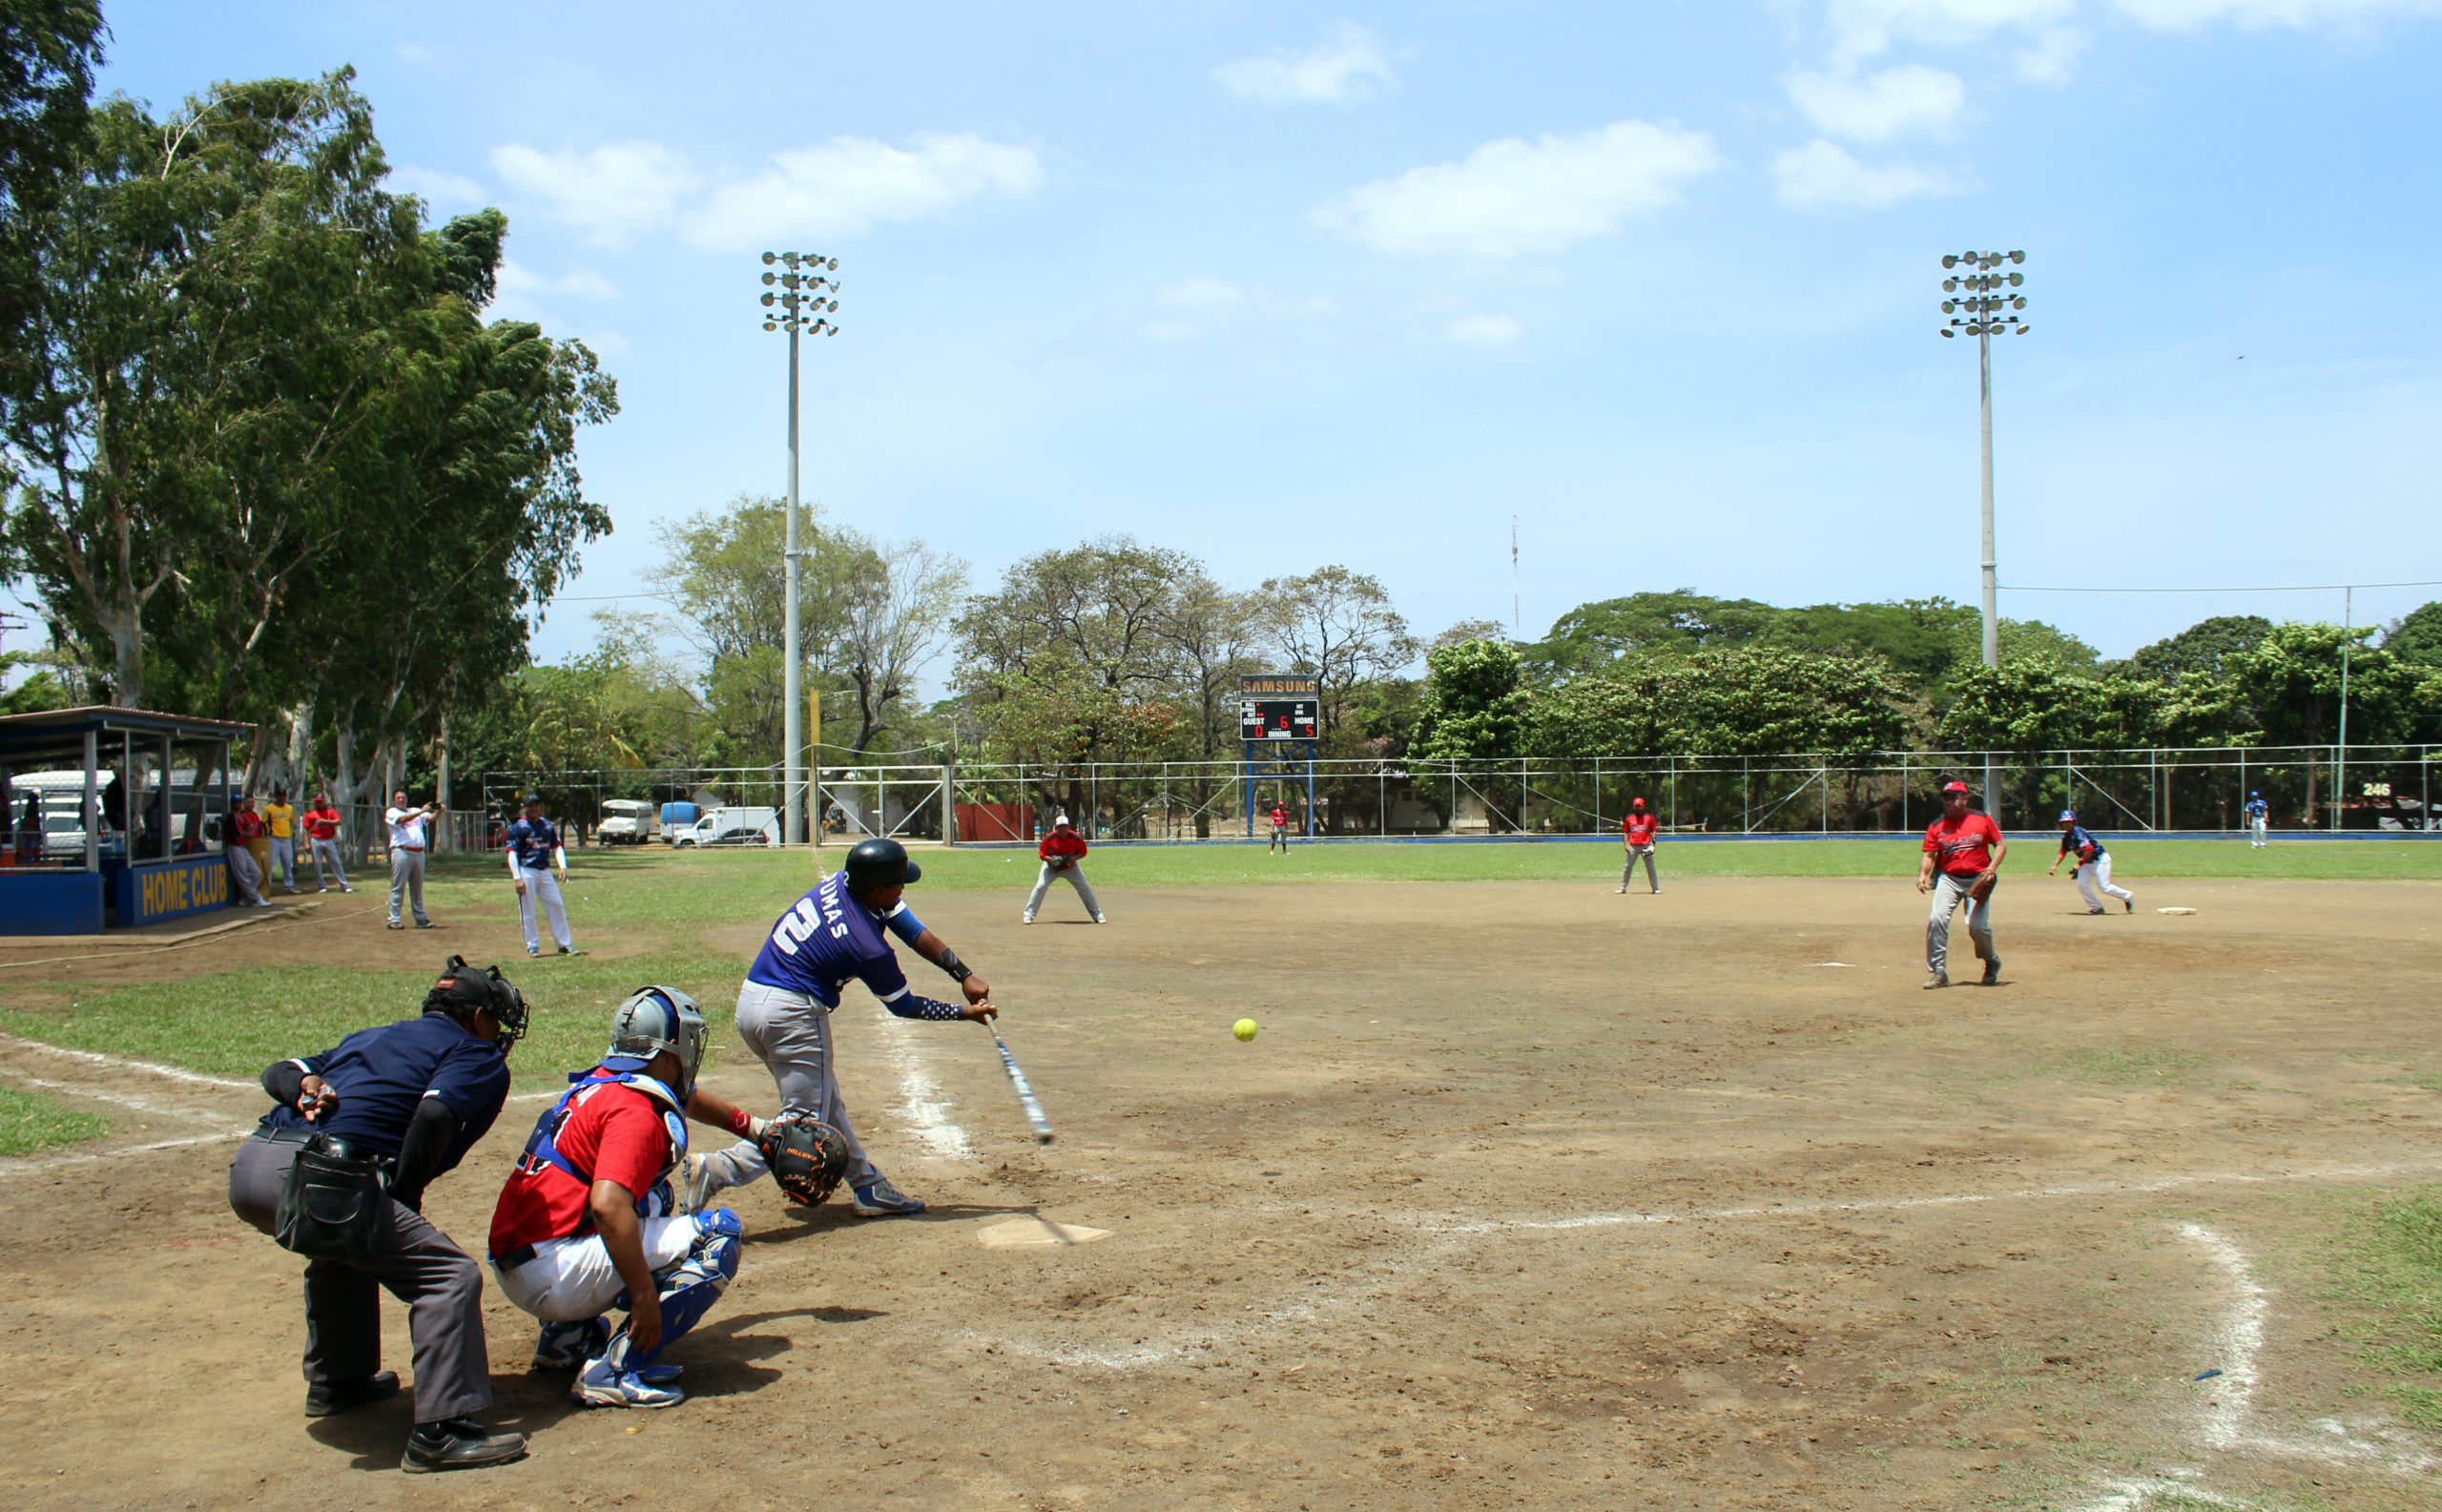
[274,1136,388,1262]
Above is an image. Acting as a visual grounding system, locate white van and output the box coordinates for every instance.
[598,799,659,846]
[671,805,779,847]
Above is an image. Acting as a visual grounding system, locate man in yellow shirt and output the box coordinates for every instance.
[263,786,300,895]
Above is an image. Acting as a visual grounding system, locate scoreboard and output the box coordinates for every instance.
[1240,674,1320,742]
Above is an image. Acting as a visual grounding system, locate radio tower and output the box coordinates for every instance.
[1510,514,1521,636]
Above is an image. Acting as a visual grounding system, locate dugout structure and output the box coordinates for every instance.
[0,707,251,934]
[1239,675,1319,839]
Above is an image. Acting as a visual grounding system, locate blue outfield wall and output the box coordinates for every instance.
[950,829,2439,849]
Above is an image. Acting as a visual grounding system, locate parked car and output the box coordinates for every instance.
[670,805,779,848]
[598,799,659,846]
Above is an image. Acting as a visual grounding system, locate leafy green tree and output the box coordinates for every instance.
[2381,601,2442,669]
[1258,565,1418,744]
[0,0,104,432]
[2125,615,2273,682]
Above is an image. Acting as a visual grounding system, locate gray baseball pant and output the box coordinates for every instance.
[515,866,572,952]
[1621,844,1658,892]
[1024,861,1101,920]
[1925,872,1996,979]
[226,843,268,906]
[388,848,428,925]
[694,980,884,1197]
[309,837,348,890]
[227,1134,494,1423]
[269,836,297,889]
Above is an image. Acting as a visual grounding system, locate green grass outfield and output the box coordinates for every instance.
[1,838,2432,1093]
[0,1084,110,1155]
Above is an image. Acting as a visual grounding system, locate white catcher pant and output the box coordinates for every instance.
[516,866,573,951]
[1024,861,1101,921]
[695,980,883,1198]
[493,1214,698,1321]
[1925,872,1996,979]
[2074,854,2134,910]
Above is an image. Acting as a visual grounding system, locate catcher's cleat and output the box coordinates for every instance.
[531,1316,609,1372]
[571,1359,685,1410]
[850,1177,925,1216]
[1922,973,1949,990]
[1981,958,2002,985]
[305,1371,399,1417]
[401,1418,528,1473]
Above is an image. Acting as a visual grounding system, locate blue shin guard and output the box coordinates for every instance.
[604,1229,740,1375]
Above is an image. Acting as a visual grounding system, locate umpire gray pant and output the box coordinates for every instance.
[388,848,428,925]
[696,980,884,1197]
[1925,871,1996,979]
[227,1134,494,1423]
[1024,861,1102,921]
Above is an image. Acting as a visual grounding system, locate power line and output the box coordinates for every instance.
[1999,578,2442,595]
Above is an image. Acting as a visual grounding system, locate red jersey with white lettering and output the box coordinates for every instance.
[488,1078,675,1258]
[1269,806,1289,830]
[1039,830,1087,865]
[1922,812,2003,876]
[1624,813,1659,846]
[302,805,342,840]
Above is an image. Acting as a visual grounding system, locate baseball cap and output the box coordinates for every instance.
[1054,812,1072,827]
[2059,810,2077,822]
[522,792,544,805]
[1941,781,1971,796]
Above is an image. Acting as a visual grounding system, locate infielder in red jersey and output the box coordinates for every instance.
[1619,797,1660,894]
[1024,812,1102,923]
[1915,780,2006,987]
[1268,802,1292,853]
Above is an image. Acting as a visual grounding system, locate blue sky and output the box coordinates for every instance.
[56,0,2442,675]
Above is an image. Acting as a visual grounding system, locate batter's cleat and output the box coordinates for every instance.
[571,1358,686,1410]
[401,1417,528,1473]
[305,1370,399,1417]
[1922,973,1949,989]
[1981,958,2002,986]
[850,1177,926,1216]
[680,1153,722,1215]
[531,1315,610,1372]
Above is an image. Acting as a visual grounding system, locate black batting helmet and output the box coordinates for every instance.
[424,954,529,1048]
[841,836,921,892]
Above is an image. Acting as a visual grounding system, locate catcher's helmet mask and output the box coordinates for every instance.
[842,836,921,892]
[424,954,528,1049]
[604,985,708,1098]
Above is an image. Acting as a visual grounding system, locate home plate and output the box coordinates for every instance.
[2157,907,2197,916]
[979,1216,1113,1250]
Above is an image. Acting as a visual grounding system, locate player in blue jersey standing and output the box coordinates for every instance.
[505,793,578,958]
[2047,810,2134,914]
[2244,790,2269,847]
[685,838,997,1217]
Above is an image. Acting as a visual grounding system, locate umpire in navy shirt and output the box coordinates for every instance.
[229,957,529,1473]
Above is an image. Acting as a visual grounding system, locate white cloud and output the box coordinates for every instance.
[1142,278,1335,341]
[684,133,1042,251]
[2110,0,2442,29]
[1786,63,1967,141]
[1315,120,1720,258]
[489,259,621,322]
[2014,25,2090,82]
[1825,0,2080,65]
[1445,315,1523,345]
[1215,22,1396,104]
[1774,138,1958,208]
[388,165,486,208]
[490,141,698,245]
[393,41,441,66]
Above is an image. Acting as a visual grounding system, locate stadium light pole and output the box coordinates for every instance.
[1940,249,2028,818]
[761,251,841,848]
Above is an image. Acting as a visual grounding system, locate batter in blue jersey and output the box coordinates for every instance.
[688,839,997,1218]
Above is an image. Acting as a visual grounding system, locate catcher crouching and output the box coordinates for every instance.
[486,986,840,1409]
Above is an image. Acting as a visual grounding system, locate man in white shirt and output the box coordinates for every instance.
[385,790,441,930]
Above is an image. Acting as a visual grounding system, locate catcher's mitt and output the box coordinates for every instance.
[757,1113,850,1207]
[1968,871,1997,904]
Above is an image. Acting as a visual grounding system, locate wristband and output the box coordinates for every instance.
[724,1106,755,1137]
[936,946,973,984]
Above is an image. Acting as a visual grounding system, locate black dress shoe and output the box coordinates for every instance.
[401,1417,528,1474]
[304,1370,400,1417]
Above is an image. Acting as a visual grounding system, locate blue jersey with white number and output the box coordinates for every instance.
[506,816,561,871]
[2244,797,2267,820]
[745,870,928,1009]
[2058,823,2104,861]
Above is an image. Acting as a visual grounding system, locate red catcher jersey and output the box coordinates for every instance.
[488,1079,675,1258]
[1923,812,2002,876]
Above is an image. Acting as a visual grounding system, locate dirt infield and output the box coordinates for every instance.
[3,874,2437,1510]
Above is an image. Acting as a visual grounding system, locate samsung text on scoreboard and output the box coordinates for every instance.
[1240,674,1320,741]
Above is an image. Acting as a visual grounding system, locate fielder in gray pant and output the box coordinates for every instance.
[1923,872,1998,984]
[1024,861,1102,922]
[227,1135,496,1424]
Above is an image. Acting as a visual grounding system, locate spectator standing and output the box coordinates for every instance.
[227,795,274,907]
[303,792,352,892]
[385,791,440,931]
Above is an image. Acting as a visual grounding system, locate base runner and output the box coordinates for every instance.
[2048,810,2134,914]
[1916,780,2005,988]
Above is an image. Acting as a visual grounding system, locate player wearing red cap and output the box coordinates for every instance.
[1915,780,2006,988]
[1619,797,1660,894]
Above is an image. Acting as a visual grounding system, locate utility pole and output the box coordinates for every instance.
[1941,249,2029,819]
[759,252,840,846]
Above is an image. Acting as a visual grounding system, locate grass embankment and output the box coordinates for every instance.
[0,1084,109,1155]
